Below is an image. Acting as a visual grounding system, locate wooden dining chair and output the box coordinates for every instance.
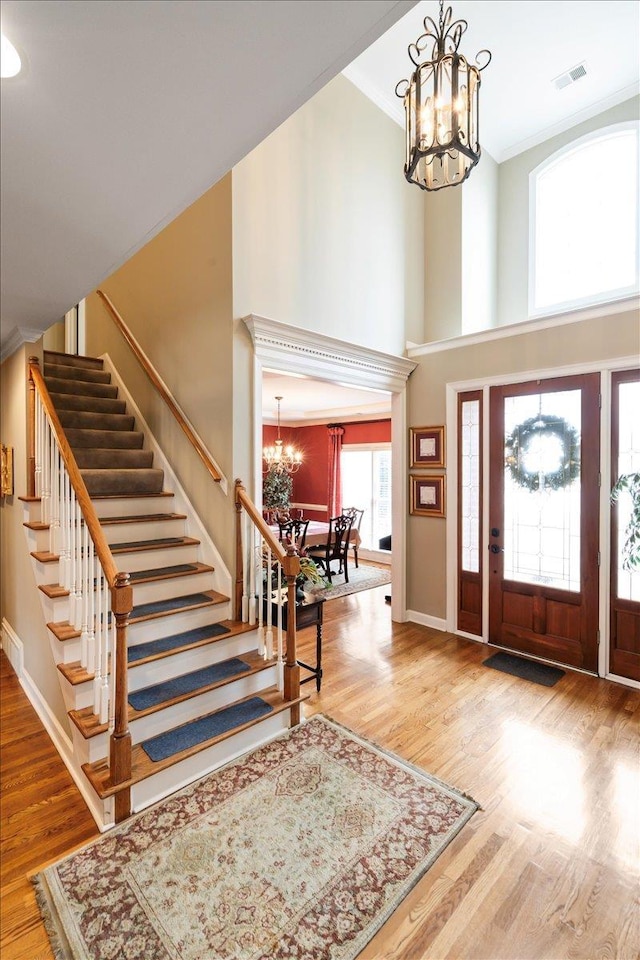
[278,518,309,551]
[307,514,354,583]
[342,506,364,567]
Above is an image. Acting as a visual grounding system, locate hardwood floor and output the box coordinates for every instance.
[2,583,638,959]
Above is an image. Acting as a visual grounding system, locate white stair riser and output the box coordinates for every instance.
[131,572,214,607]
[111,543,200,573]
[25,526,51,553]
[128,632,261,689]
[128,668,279,744]
[92,496,176,520]
[128,605,230,644]
[102,518,186,544]
[130,711,291,813]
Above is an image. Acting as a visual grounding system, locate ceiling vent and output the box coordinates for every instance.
[553,62,587,91]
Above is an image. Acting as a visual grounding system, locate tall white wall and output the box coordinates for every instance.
[462,150,498,333]
[233,74,425,356]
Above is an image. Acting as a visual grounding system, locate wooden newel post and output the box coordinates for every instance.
[283,548,301,725]
[27,357,38,498]
[234,479,245,621]
[110,572,133,823]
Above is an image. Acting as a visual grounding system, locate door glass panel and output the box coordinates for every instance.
[461,399,481,572]
[341,448,392,550]
[616,380,640,602]
[503,390,582,592]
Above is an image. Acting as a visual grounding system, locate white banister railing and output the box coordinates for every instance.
[29,358,133,823]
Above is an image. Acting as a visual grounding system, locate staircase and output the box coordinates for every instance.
[22,350,302,829]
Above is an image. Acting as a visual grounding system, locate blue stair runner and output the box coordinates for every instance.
[129,658,251,711]
[128,623,230,663]
[128,563,199,582]
[141,697,273,762]
[131,592,213,620]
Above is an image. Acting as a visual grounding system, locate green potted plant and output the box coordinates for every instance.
[263,470,292,513]
[611,472,640,571]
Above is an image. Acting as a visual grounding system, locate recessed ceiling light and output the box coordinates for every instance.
[1,33,22,79]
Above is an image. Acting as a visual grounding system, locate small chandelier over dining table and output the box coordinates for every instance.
[263,396,302,475]
[395,0,491,191]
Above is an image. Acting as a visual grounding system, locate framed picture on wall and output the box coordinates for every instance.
[410,474,445,518]
[410,425,445,468]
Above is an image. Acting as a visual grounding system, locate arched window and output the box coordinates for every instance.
[529,122,639,317]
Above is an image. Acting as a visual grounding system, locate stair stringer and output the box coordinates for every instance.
[99,352,233,604]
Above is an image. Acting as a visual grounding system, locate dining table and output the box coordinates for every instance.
[268,520,361,550]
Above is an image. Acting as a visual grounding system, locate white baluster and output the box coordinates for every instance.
[49,440,60,555]
[100,577,110,724]
[256,538,265,655]
[73,495,83,630]
[86,538,96,675]
[248,525,256,626]
[80,519,89,669]
[241,511,249,622]
[276,563,284,689]
[93,570,103,714]
[60,470,69,591]
[41,404,51,524]
[35,396,42,500]
[68,487,77,627]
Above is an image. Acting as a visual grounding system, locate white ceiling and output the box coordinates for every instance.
[262,371,391,425]
[344,0,640,163]
[0,0,415,355]
[2,1,638,365]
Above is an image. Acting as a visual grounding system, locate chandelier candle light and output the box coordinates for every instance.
[395,0,491,191]
[263,396,302,475]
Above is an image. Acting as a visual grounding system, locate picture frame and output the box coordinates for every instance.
[410,425,445,468]
[410,474,445,518]
[1,444,14,497]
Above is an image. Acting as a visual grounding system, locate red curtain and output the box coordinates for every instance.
[327,425,345,518]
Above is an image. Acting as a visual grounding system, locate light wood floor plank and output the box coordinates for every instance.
[1,581,638,959]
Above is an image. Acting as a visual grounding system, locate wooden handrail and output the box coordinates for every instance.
[96,289,223,488]
[29,360,119,587]
[235,480,301,574]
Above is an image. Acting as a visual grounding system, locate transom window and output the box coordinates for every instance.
[529,122,639,318]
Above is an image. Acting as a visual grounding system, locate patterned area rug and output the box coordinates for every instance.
[315,563,391,601]
[34,716,477,960]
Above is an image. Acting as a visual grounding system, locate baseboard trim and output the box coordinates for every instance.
[1,618,112,831]
[406,610,447,632]
[605,672,640,690]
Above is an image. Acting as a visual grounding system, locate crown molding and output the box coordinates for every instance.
[243,315,417,393]
[1,325,43,363]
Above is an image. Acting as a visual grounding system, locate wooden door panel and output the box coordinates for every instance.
[489,374,600,672]
[609,369,640,681]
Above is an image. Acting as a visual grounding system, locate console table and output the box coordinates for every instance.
[264,596,325,691]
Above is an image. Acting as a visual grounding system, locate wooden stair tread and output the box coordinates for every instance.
[31,550,59,563]
[24,520,49,531]
[129,590,228,624]
[39,583,69,599]
[91,491,174,500]
[128,562,214,585]
[111,536,200,554]
[69,650,275,737]
[100,512,187,525]
[58,662,95,686]
[82,689,307,797]
[47,621,81,641]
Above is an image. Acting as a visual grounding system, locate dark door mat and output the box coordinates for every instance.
[483,651,565,687]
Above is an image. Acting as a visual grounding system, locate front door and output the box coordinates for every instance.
[489,374,600,671]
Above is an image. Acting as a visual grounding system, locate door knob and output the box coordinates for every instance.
[490,544,503,554]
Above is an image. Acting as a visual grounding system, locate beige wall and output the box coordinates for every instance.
[497,96,639,327]
[233,73,425,356]
[85,174,236,569]
[424,186,462,340]
[0,345,71,730]
[406,307,640,620]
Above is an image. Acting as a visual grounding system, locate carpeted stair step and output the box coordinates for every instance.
[128,656,256,714]
[58,409,135,431]
[43,362,111,385]
[73,448,154,470]
[128,562,213,585]
[82,467,164,496]
[129,590,228,624]
[49,392,127,415]
[82,689,306,796]
[127,622,233,664]
[44,376,118,400]
[43,350,104,371]
[66,428,145,449]
[111,536,200,556]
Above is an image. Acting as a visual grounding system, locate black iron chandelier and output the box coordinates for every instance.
[395,0,491,191]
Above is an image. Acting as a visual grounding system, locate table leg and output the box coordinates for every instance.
[315,622,323,692]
